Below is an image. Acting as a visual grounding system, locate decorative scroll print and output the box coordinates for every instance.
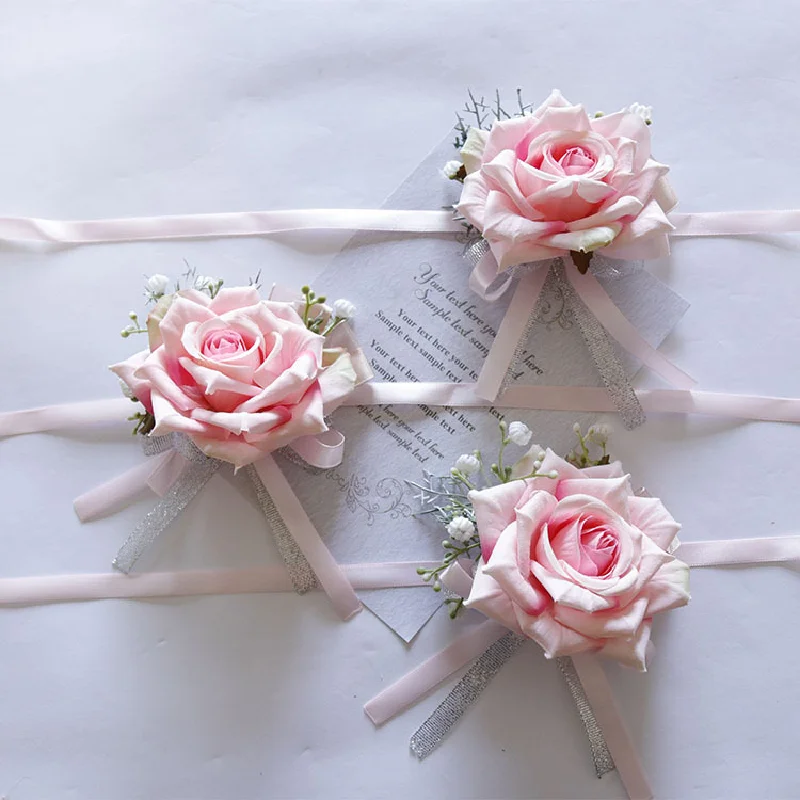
[530,271,576,331]
[281,449,413,526]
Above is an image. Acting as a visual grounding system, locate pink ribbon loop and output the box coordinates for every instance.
[288,429,346,469]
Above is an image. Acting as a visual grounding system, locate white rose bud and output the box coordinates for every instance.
[627,102,652,124]
[454,453,480,475]
[145,274,170,296]
[443,159,463,179]
[332,298,356,320]
[507,420,532,446]
[446,515,476,543]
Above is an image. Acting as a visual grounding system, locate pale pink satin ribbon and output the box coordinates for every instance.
[0,561,436,606]
[252,454,361,620]
[474,265,696,401]
[5,384,800,440]
[73,448,188,522]
[0,209,798,245]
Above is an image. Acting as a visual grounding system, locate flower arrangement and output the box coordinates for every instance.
[413,420,690,670]
[443,89,675,272]
[112,269,358,468]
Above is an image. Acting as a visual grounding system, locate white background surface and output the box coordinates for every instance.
[2,1,800,798]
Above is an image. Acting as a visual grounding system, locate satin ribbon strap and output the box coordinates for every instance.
[677,535,800,567]
[0,398,130,435]
[252,454,361,621]
[0,209,460,245]
[474,265,549,402]
[669,210,800,237]
[571,654,653,800]
[364,620,508,726]
[566,267,695,390]
[0,562,436,606]
[73,449,187,523]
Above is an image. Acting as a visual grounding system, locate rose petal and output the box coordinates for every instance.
[460,127,489,174]
[483,492,557,616]
[158,295,217,357]
[598,620,652,671]
[134,349,203,414]
[318,352,358,414]
[515,607,599,659]
[628,495,681,550]
[110,350,153,412]
[469,481,531,560]
[464,560,525,635]
[235,350,320,412]
[555,595,649,639]
[457,172,491,231]
[642,557,691,616]
[208,286,262,315]
[556,475,632,516]
[590,111,652,169]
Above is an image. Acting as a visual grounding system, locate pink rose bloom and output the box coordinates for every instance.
[458,90,677,270]
[111,287,357,468]
[460,449,690,669]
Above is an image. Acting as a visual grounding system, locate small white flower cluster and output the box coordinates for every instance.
[627,102,653,124]
[454,453,480,475]
[507,420,532,446]
[442,159,463,180]
[332,298,356,320]
[446,515,475,543]
[144,273,170,298]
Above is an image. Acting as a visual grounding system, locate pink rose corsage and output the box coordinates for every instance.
[449,89,676,272]
[416,420,690,670]
[112,278,359,468]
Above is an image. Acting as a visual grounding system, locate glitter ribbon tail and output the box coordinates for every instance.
[112,453,220,574]
[551,259,646,430]
[245,464,318,594]
[409,632,527,759]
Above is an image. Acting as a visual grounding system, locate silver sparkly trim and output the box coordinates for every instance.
[141,434,175,456]
[410,632,527,760]
[552,259,645,430]
[556,656,615,778]
[245,464,318,594]
[465,237,490,266]
[113,451,220,573]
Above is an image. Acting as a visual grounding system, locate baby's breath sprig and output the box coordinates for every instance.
[120,311,146,339]
[566,422,612,468]
[300,286,354,337]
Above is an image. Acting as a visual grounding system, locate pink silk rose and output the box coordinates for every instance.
[111,287,358,468]
[461,449,690,670]
[458,90,677,270]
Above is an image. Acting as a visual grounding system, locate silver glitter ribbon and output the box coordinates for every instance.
[465,237,491,266]
[549,259,645,430]
[556,656,615,778]
[244,464,318,594]
[113,436,221,573]
[410,632,527,759]
[113,435,320,594]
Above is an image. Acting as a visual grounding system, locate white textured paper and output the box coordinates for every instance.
[274,135,688,641]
